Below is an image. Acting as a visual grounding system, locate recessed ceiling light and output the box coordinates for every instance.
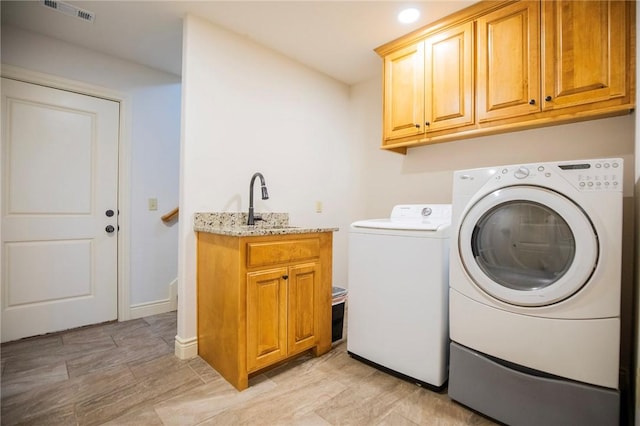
[398,8,420,24]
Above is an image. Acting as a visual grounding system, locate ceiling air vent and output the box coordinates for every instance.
[42,0,95,23]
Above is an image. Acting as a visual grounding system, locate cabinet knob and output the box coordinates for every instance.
[282,275,289,280]
[425,121,430,126]
[545,95,552,102]
[414,124,420,128]
[529,99,536,105]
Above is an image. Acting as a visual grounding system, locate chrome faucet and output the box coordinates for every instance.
[247,172,269,225]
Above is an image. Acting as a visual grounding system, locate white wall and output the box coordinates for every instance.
[1,25,181,314]
[177,15,356,352]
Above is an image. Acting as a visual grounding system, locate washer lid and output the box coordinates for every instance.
[352,204,451,231]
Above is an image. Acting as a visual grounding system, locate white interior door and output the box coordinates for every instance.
[1,77,119,342]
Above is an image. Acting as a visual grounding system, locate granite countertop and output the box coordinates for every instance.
[194,212,338,237]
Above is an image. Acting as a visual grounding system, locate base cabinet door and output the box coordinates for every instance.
[287,263,319,355]
[247,267,288,372]
[247,262,320,371]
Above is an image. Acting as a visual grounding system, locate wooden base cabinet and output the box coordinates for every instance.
[197,231,333,391]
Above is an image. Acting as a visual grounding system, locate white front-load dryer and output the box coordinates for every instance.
[448,158,623,426]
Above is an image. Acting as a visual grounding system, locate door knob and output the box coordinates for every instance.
[105,225,115,233]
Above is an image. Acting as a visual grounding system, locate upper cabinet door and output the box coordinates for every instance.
[542,1,628,110]
[424,21,474,132]
[477,1,540,122]
[383,42,425,141]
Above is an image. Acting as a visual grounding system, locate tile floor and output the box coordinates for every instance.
[1,312,496,425]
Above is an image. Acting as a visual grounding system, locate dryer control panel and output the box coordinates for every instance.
[491,158,623,192]
[554,159,623,192]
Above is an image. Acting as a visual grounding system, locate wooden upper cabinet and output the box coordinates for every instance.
[477,1,540,122]
[424,21,474,132]
[383,43,425,140]
[542,1,629,110]
[382,21,474,142]
[376,0,634,152]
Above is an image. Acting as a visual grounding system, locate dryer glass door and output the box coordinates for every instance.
[459,186,598,306]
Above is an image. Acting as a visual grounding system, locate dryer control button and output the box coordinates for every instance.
[514,167,530,179]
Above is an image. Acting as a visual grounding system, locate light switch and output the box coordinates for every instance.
[148,198,158,211]
[315,201,323,213]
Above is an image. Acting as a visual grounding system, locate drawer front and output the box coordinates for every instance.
[247,238,320,268]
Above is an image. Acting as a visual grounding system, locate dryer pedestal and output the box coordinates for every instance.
[449,342,620,426]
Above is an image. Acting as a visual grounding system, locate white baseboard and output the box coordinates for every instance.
[129,299,174,319]
[175,335,198,359]
[129,278,178,320]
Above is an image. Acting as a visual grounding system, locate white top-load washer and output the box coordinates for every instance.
[347,204,451,389]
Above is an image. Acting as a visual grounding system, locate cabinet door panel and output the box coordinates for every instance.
[424,22,474,131]
[383,43,425,141]
[247,268,288,372]
[288,263,318,355]
[477,1,540,121]
[543,1,627,109]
